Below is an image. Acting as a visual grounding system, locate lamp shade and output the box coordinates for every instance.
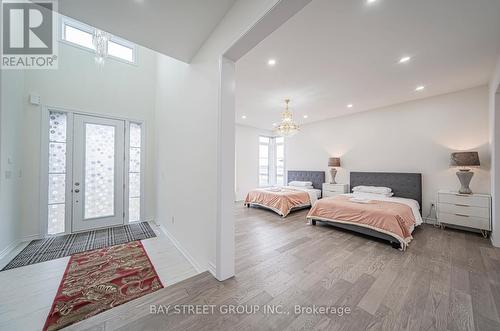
[450,152,480,167]
[328,157,341,167]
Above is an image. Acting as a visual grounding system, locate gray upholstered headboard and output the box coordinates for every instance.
[287,171,325,190]
[350,172,422,212]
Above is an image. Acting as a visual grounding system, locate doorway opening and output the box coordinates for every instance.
[216,0,313,280]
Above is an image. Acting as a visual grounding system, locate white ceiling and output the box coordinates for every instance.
[235,0,500,129]
[58,0,236,63]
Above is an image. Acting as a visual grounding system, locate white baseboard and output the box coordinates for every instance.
[143,217,156,224]
[0,232,47,265]
[22,233,44,241]
[491,232,500,248]
[0,240,20,261]
[423,217,438,225]
[0,239,32,270]
[157,224,206,274]
[208,262,216,277]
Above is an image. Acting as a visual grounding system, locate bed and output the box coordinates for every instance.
[307,172,422,250]
[244,170,324,217]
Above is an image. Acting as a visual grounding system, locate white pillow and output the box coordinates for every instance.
[353,191,394,199]
[352,186,392,194]
[289,181,313,187]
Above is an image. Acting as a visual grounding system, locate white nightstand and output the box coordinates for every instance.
[322,183,349,198]
[437,190,491,238]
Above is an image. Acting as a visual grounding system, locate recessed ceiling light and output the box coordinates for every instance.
[347,104,353,108]
[399,56,411,63]
[415,86,425,92]
[267,59,276,66]
[303,115,309,119]
[241,115,247,119]
[367,0,378,4]
[272,123,277,127]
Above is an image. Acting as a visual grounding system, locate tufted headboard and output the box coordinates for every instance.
[287,171,325,190]
[350,172,422,212]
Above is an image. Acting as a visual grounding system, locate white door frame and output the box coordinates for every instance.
[40,105,146,236]
[492,88,500,247]
[215,0,312,281]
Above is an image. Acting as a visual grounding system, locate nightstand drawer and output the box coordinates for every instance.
[323,191,343,198]
[324,187,345,193]
[438,193,490,208]
[322,183,348,193]
[438,212,490,230]
[438,203,490,218]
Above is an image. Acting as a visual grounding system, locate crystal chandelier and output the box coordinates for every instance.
[274,99,300,136]
[92,29,109,65]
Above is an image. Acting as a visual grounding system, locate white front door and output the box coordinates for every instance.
[72,114,125,232]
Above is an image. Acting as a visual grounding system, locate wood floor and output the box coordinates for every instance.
[65,203,500,331]
[0,223,198,331]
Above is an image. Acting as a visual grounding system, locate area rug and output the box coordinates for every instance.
[43,240,164,331]
[2,222,156,271]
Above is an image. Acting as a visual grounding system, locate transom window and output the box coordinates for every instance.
[61,17,137,64]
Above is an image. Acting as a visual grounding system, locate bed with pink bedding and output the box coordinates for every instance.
[307,172,423,250]
[244,187,319,217]
[307,195,422,250]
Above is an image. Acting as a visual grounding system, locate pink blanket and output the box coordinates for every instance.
[307,195,416,249]
[245,188,311,217]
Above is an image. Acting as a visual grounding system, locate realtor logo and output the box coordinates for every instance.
[2,0,58,69]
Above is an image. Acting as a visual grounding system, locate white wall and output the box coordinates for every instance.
[0,70,24,256]
[154,0,279,272]
[286,86,491,219]
[235,124,273,201]
[489,55,500,246]
[20,39,158,238]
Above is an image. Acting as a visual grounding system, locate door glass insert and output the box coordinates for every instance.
[84,123,115,219]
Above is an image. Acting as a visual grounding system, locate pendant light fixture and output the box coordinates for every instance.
[274,99,300,136]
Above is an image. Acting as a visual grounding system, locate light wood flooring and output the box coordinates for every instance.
[66,203,500,331]
[0,223,198,331]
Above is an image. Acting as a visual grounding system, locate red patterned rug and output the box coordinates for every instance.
[43,240,163,331]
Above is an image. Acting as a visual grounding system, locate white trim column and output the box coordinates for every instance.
[216,56,236,281]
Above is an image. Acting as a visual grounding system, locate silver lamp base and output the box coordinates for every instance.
[330,168,337,184]
[456,170,473,194]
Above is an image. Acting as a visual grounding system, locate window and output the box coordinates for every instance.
[276,137,285,186]
[259,136,286,187]
[108,39,135,63]
[61,17,137,64]
[259,136,270,186]
[47,111,68,234]
[128,123,142,222]
[63,24,94,50]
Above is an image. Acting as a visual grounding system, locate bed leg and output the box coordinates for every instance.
[311,220,316,226]
[246,204,250,208]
